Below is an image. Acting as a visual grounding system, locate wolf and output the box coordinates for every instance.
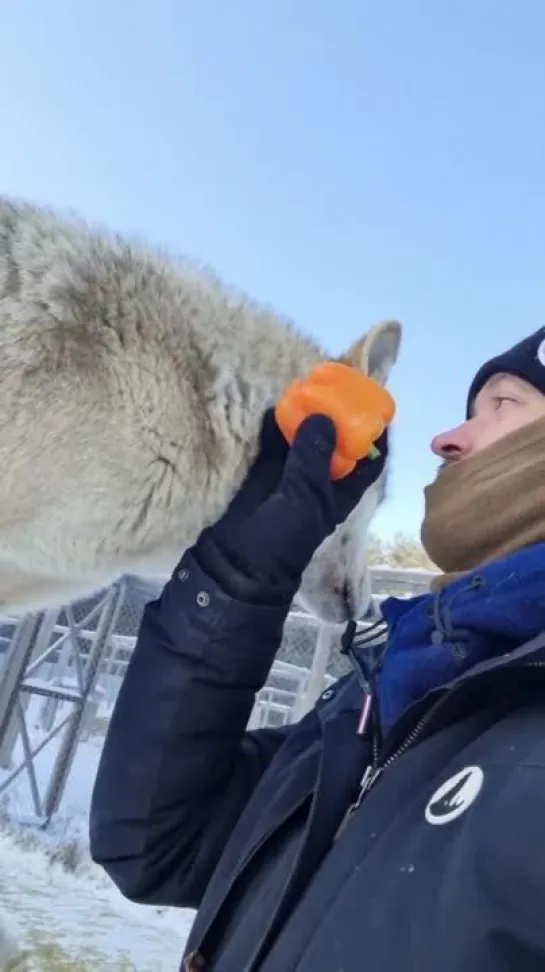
[0,197,401,623]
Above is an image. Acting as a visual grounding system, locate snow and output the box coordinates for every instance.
[0,696,196,970]
[1,833,193,969]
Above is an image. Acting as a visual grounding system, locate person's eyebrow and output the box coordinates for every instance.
[484,373,507,393]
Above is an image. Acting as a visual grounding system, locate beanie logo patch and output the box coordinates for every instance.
[537,338,545,368]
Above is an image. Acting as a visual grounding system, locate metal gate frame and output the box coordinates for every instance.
[0,581,125,824]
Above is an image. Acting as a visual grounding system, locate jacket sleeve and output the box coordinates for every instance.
[89,550,294,909]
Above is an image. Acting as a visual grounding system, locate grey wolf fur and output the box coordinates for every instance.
[0,197,401,622]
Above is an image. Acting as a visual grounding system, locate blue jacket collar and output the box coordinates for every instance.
[337,544,545,732]
[377,543,545,730]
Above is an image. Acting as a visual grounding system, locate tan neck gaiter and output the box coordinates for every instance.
[421,415,545,591]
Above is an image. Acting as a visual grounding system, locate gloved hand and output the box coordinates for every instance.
[194,408,387,605]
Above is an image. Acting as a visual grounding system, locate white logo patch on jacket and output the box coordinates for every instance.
[425,766,484,825]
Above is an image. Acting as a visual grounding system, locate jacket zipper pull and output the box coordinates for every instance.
[356,764,383,803]
[334,763,383,839]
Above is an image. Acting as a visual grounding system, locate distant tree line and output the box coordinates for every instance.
[367,532,436,570]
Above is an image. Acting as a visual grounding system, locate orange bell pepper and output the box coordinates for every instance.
[275,361,396,480]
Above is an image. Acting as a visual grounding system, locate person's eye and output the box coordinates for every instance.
[492,395,519,410]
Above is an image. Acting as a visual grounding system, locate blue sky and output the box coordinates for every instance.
[1,0,544,539]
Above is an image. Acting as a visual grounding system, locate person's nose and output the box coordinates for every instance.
[430,420,475,463]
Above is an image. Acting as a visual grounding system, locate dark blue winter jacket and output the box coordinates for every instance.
[90,543,545,972]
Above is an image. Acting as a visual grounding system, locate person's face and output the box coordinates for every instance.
[431,373,545,465]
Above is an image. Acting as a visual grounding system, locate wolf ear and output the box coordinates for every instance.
[339,320,401,386]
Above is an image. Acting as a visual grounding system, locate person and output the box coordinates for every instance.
[90,327,545,971]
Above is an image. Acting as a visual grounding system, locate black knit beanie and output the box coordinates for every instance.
[466,326,545,418]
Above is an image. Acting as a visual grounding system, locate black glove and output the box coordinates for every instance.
[194,408,387,605]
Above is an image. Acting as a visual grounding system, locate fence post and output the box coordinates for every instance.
[0,610,60,768]
[42,582,125,821]
[0,613,44,749]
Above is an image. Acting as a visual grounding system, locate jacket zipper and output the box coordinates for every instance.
[336,691,448,837]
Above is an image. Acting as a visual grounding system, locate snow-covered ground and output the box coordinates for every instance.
[1,833,193,970]
[0,697,195,970]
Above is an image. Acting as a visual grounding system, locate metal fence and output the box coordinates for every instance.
[0,565,435,825]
